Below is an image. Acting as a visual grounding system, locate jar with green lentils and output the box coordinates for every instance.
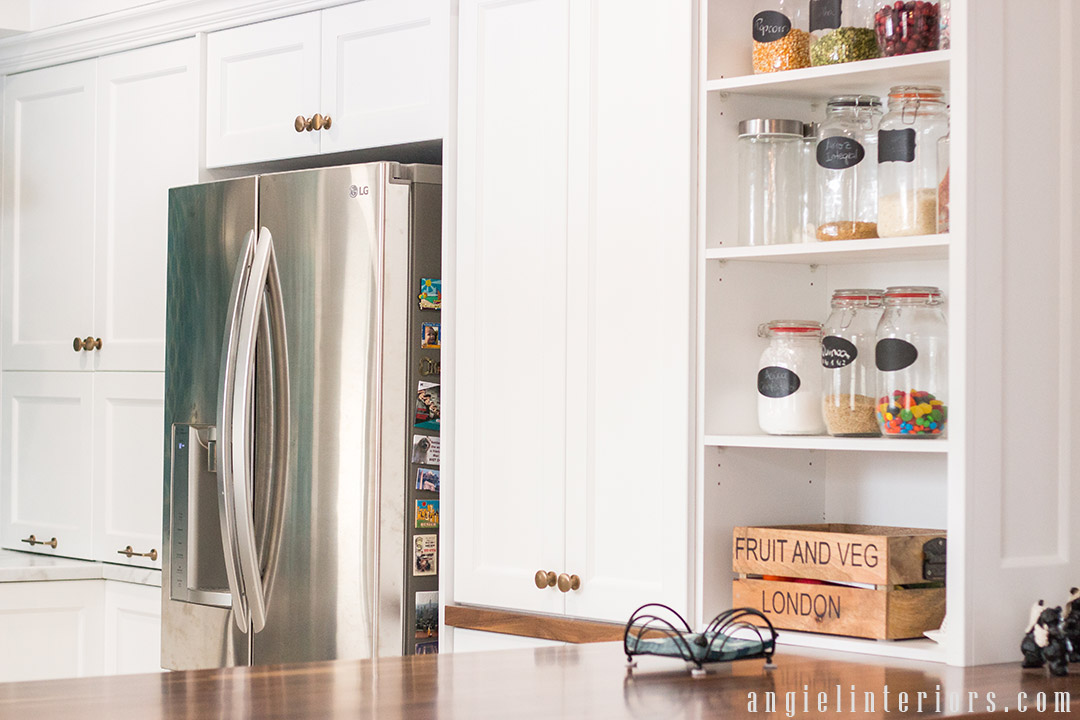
[810,0,882,66]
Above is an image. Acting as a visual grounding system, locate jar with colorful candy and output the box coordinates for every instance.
[874,1,939,57]
[874,286,947,437]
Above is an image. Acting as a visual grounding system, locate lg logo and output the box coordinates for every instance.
[349,185,370,198]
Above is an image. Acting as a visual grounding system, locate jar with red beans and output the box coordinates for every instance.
[874,1,940,57]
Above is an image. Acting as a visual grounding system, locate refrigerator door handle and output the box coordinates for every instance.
[216,229,257,632]
[255,227,291,625]
[230,227,284,634]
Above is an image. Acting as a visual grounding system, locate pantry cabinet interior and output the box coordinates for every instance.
[696,0,1080,666]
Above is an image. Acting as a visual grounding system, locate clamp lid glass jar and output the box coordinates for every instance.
[816,95,883,241]
[810,0,881,65]
[823,289,884,436]
[737,119,805,246]
[758,320,826,435]
[877,86,948,237]
[875,286,948,437]
[753,0,811,73]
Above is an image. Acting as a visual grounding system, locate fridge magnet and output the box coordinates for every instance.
[421,322,441,349]
[415,500,440,529]
[419,356,441,377]
[415,382,441,430]
[416,468,440,492]
[418,278,441,310]
[413,534,437,576]
[415,641,439,655]
[411,434,441,465]
[415,591,439,640]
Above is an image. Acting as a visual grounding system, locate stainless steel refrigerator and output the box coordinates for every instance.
[161,162,442,670]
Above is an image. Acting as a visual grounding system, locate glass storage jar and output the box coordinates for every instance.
[938,0,951,49]
[876,86,948,237]
[823,289,884,436]
[816,95,883,241]
[758,320,826,435]
[737,119,805,246]
[810,0,881,65]
[874,286,947,437]
[796,122,819,243]
[874,1,940,57]
[753,0,811,73]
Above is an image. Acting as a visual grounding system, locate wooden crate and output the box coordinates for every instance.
[731,524,946,640]
[732,524,945,585]
[732,578,945,640]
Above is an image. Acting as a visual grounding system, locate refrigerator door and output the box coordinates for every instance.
[162,177,256,669]
[250,163,411,664]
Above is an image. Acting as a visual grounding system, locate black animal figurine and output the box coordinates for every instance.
[1063,588,1080,663]
[1021,600,1046,669]
[1022,603,1069,677]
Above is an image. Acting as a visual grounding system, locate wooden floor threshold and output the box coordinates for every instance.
[444,604,625,644]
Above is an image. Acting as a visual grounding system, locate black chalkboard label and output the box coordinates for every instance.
[817,136,865,170]
[809,0,842,32]
[878,128,917,163]
[758,366,801,398]
[753,11,792,43]
[822,336,858,369]
[875,338,919,372]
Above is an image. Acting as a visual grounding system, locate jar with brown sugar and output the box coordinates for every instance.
[816,95,883,241]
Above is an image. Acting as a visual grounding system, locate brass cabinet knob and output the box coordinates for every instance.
[81,336,102,351]
[322,115,332,130]
[311,113,325,131]
[294,115,306,132]
[21,535,57,549]
[557,573,581,593]
[118,546,158,561]
[72,336,83,352]
[534,570,557,589]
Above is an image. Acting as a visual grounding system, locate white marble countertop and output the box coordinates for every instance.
[0,549,161,586]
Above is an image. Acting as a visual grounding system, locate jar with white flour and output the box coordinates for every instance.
[757,320,826,435]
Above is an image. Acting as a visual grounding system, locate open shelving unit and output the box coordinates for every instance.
[695,2,957,665]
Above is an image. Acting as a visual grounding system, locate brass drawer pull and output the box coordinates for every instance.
[22,535,57,549]
[557,573,581,593]
[118,546,158,561]
[72,336,102,352]
[294,115,307,132]
[534,570,556,589]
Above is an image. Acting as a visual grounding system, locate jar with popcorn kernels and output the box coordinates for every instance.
[753,0,812,73]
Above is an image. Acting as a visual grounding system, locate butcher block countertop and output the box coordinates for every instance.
[0,642,1076,720]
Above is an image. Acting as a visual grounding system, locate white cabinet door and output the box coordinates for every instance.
[1,372,94,558]
[454,0,571,615]
[0,580,104,682]
[1,61,97,372]
[563,0,693,623]
[95,40,198,372]
[206,12,321,167]
[92,373,164,569]
[320,0,448,154]
[104,580,162,675]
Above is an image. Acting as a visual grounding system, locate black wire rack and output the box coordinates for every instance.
[623,603,778,677]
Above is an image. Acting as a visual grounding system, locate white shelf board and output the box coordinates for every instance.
[774,630,947,663]
[704,234,949,264]
[703,434,949,453]
[706,51,950,99]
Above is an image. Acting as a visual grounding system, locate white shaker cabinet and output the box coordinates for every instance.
[0,580,105,682]
[92,373,165,569]
[2,39,197,373]
[95,40,199,373]
[453,0,693,623]
[206,0,448,168]
[1,60,97,372]
[1,372,95,559]
[104,580,163,674]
